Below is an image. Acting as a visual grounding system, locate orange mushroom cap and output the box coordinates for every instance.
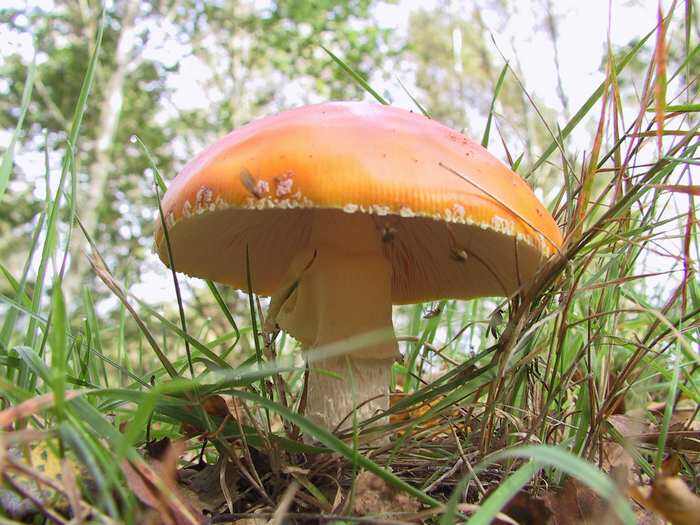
[155,102,562,304]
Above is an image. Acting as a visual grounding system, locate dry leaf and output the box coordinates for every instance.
[601,442,635,482]
[0,442,81,520]
[607,414,653,437]
[181,395,249,437]
[497,492,552,524]
[629,462,700,525]
[352,470,421,517]
[179,458,240,514]
[389,392,436,425]
[146,436,173,460]
[122,439,205,525]
[389,391,460,437]
[547,477,610,524]
[542,477,646,525]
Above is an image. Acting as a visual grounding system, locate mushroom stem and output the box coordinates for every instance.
[306,354,394,433]
[272,211,398,436]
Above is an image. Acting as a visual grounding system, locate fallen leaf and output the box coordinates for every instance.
[352,470,421,517]
[146,437,173,460]
[497,492,552,524]
[629,459,700,525]
[122,439,205,525]
[203,395,232,419]
[178,458,240,514]
[543,477,653,525]
[660,453,682,477]
[607,414,653,437]
[61,457,86,523]
[389,391,462,437]
[181,395,249,437]
[546,477,610,524]
[0,441,81,520]
[601,442,635,482]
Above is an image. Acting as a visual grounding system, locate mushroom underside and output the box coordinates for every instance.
[158,208,547,436]
[161,207,546,303]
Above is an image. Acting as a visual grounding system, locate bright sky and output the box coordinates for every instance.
[160,1,663,118]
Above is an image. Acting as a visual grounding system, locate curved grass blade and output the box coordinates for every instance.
[321,45,388,105]
[0,54,35,200]
[464,461,539,525]
[397,76,431,117]
[482,63,509,148]
[492,445,636,524]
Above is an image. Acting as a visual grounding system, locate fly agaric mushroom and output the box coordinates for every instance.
[154,102,562,436]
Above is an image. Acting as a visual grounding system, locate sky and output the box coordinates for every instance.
[159,1,665,126]
[0,0,671,152]
[376,0,658,111]
[0,0,692,309]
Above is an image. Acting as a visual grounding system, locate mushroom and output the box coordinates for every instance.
[154,102,562,437]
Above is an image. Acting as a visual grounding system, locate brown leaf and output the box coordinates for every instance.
[630,465,700,525]
[544,477,642,525]
[607,414,653,437]
[615,410,700,452]
[352,470,421,517]
[181,395,247,437]
[203,395,231,419]
[61,457,86,523]
[648,477,700,525]
[388,391,459,438]
[389,392,436,425]
[179,458,240,514]
[122,440,205,525]
[497,492,552,525]
[551,478,609,524]
[660,453,682,477]
[601,442,635,483]
[146,437,173,461]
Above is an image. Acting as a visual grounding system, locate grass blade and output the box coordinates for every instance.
[465,461,539,525]
[481,63,509,148]
[321,45,388,104]
[0,54,35,200]
[492,445,636,524]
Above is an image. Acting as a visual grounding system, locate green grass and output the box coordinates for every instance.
[0,4,697,524]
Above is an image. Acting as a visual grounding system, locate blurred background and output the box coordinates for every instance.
[0,0,691,368]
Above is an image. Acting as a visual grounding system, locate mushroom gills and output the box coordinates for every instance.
[271,211,399,436]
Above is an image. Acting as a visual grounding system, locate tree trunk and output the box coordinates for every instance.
[65,0,140,303]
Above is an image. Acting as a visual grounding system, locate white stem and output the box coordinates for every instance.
[306,355,394,432]
[271,211,398,436]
